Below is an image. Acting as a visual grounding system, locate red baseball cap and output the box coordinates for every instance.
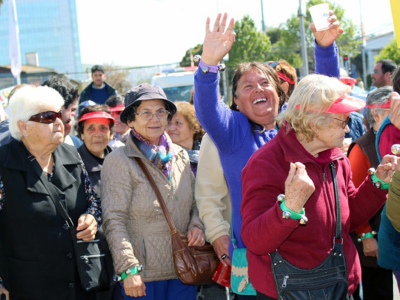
[78,111,115,125]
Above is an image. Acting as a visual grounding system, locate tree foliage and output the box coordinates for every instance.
[268,0,360,70]
[104,64,131,94]
[180,44,202,67]
[375,38,400,64]
[227,15,271,68]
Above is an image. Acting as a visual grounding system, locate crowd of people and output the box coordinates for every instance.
[0,10,399,300]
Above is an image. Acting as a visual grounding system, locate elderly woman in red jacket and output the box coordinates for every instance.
[241,74,397,300]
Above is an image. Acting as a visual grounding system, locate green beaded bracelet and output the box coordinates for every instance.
[357,231,376,242]
[280,200,305,220]
[371,173,389,190]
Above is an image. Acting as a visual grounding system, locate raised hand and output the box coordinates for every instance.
[311,11,343,47]
[284,162,315,213]
[201,13,236,66]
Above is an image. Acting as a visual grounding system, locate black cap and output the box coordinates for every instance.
[91,65,105,74]
[120,83,177,124]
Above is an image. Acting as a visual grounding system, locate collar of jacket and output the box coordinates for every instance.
[124,133,184,163]
[78,143,112,173]
[3,140,82,194]
[277,124,343,165]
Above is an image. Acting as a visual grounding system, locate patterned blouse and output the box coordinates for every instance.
[0,162,102,227]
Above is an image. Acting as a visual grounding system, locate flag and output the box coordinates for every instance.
[390,0,400,48]
[9,0,21,80]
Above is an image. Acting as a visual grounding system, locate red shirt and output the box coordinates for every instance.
[241,127,388,298]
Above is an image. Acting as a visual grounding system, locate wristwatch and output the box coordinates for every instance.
[199,59,221,74]
[121,265,143,281]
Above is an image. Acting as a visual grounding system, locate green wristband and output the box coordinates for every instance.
[371,173,389,190]
[121,265,143,281]
[358,231,376,242]
[280,200,305,220]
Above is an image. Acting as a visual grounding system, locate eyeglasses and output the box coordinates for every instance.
[373,70,383,74]
[331,116,350,129]
[135,110,170,121]
[29,111,63,124]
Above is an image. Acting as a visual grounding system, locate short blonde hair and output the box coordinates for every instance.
[9,85,64,140]
[276,74,350,142]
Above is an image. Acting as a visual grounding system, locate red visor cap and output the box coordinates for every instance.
[78,111,115,125]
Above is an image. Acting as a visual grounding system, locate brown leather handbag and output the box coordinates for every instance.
[134,157,219,285]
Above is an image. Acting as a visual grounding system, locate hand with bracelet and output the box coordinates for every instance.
[122,266,146,298]
[284,162,315,214]
[374,154,399,185]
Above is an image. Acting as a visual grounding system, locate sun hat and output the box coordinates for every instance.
[120,83,177,124]
[78,111,115,125]
[296,95,366,113]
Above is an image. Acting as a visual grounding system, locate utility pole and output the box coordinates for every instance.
[359,0,368,88]
[298,0,308,77]
[261,0,266,32]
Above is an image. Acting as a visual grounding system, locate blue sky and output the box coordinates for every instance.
[76,0,394,67]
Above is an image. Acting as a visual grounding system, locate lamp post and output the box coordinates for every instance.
[299,0,309,77]
[359,0,368,88]
[261,0,266,32]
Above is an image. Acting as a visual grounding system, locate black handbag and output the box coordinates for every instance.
[40,171,113,292]
[270,162,349,300]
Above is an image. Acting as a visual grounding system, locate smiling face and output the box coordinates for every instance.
[81,119,111,157]
[166,113,195,149]
[128,99,168,145]
[233,69,280,129]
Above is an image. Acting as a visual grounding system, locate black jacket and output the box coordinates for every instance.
[0,140,92,300]
[79,82,117,104]
[77,144,112,197]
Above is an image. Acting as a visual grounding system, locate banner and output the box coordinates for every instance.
[9,0,21,81]
[390,0,400,48]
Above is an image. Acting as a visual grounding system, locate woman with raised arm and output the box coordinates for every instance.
[194,12,342,299]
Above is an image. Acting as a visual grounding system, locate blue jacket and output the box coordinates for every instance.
[79,82,117,104]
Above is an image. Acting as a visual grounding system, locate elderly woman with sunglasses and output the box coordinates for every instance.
[101,83,205,300]
[0,85,101,300]
[106,95,130,148]
[241,75,397,300]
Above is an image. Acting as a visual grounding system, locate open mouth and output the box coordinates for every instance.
[253,98,267,104]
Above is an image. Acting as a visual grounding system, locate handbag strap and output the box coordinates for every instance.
[39,171,75,228]
[329,162,342,240]
[133,157,177,234]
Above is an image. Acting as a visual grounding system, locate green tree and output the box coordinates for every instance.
[227,15,271,68]
[180,44,202,67]
[375,38,400,64]
[269,0,360,70]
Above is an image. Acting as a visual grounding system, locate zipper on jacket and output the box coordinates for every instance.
[322,172,326,182]
[81,254,105,264]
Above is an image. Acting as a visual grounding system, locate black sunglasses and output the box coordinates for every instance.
[29,111,63,124]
